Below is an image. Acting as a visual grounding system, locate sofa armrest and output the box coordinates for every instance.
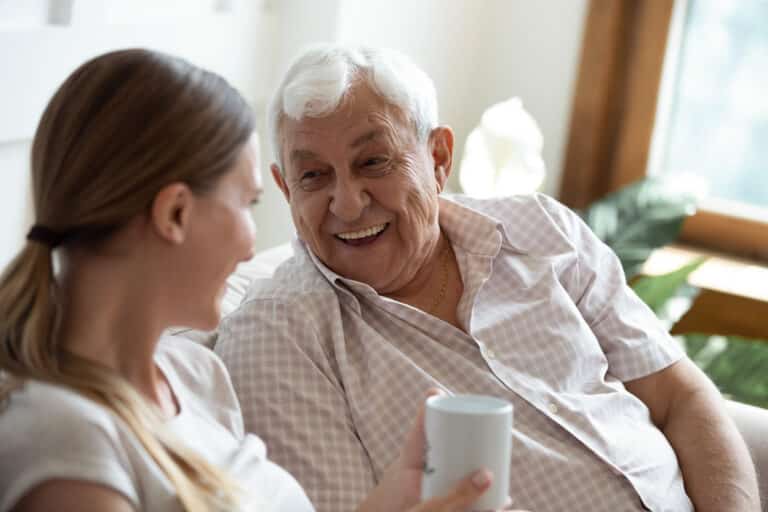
[725,399,768,510]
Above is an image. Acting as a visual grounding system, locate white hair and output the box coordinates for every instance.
[267,43,439,169]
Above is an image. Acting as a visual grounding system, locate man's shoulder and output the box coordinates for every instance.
[225,254,343,332]
[451,192,570,223]
[449,193,581,252]
[216,254,344,370]
[245,253,337,303]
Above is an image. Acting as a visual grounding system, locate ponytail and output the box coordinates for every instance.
[0,242,241,511]
[0,242,59,381]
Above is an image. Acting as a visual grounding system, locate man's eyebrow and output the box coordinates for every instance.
[350,129,384,149]
[289,149,320,163]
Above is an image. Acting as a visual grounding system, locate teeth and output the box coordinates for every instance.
[336,223,387,240]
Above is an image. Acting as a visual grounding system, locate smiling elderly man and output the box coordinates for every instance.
[215,44,759,512]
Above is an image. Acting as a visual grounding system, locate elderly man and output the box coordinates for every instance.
[215,44,759,512]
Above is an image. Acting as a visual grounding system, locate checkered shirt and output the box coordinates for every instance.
[215,193,693,512]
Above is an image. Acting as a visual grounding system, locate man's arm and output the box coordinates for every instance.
[215,298,376,512]
[534,195,760,509]
[626,358,760,511]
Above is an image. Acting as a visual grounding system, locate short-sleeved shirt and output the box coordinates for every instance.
[0,336,314,512]
[216,193,693,512]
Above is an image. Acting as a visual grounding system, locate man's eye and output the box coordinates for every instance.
[298,169,329,190]
[301,170,322,180]
[359,157,391,177]
[362,157,387,167]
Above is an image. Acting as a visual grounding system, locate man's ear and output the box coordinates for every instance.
[271,163,291,202]
[429,126,454,192]
[151,182,193,244]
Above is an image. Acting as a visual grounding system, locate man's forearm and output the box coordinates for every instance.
[664,387,760,511]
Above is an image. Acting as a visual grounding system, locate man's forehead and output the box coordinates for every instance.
[286,128,394,164]
[280,110,411,150]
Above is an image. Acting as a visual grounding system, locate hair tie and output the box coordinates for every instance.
[26,225,68,248]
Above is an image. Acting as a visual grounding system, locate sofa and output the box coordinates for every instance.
[173,242,767,508]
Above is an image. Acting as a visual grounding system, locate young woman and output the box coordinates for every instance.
[0,49,513,512]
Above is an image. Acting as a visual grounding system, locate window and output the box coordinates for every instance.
[650,0,768,221]
[560,0,768,261]
[560,0,768,339]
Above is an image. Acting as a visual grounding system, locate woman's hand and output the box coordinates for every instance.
[357,389,527,512]
[404,467,498,511]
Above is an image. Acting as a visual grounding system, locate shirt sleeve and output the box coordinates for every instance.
[215,297,376,512]
[0,388,138,511]
[535,194,685,381]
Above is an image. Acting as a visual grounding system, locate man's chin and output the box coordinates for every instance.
[331,262,385,288]
[313,244,393,288]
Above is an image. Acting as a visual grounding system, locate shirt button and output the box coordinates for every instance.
[485,349,497,359]
[548,402,559,414]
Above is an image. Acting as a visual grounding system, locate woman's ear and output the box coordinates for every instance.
[429,126,454,192]
[151,182,193,244]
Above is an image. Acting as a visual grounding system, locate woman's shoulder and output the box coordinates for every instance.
[156,335,243,434]
[0,380,139,511]
[156,334,230,388]
[0,379,120,436]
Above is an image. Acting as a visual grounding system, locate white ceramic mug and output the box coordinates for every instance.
[421,394,513,510]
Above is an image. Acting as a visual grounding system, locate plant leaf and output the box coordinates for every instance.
[581,177,697,279]
[683,334,768,409]
[631,257,706,319]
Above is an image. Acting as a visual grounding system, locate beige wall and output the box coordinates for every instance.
[0,0,588,269]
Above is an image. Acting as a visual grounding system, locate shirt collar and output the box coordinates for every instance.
[293,239,375,306]
[438,195,504,258]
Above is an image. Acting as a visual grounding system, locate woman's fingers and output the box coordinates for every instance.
[408,468,492,512]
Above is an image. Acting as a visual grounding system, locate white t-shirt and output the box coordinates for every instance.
[0,336,315,512]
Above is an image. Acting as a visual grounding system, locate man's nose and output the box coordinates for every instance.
[329,173,370,222]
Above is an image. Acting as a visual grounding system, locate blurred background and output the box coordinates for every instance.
[0,0,587,257]
[1,0,767,401]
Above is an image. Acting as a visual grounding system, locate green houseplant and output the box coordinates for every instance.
[581,178,768,408]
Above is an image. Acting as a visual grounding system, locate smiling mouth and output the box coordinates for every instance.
[334,223,389,246]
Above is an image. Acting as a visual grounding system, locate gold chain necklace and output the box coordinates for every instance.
[427,242,450,314]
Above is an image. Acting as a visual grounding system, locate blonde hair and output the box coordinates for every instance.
[0,49,254,511]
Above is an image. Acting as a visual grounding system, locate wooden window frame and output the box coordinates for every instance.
[559,0,768,261]
[559,0,768,340]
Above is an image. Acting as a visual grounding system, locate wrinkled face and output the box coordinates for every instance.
[183,137,262,329]
[273,83,451,294]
